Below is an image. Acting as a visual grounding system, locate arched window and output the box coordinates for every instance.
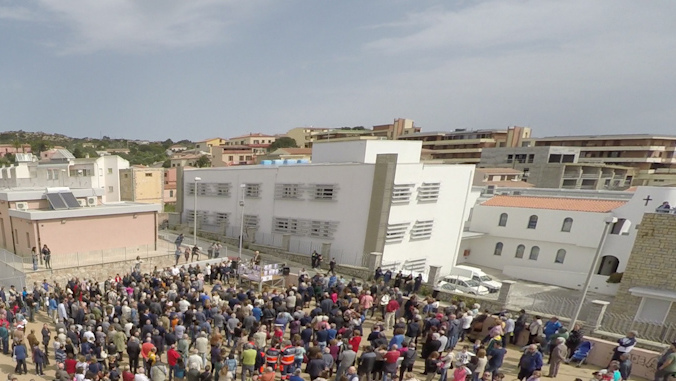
[527,215,538,229]
[494,242,503,256]
[555,249,566,264]
[515,244,525,259]
[498,213,508,227]
[529,246,540,260]
[561,218,573,232]
[598,255,620,275]
[610,219,632,235]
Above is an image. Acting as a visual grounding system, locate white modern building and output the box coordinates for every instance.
[459,186,676,295]
[0,152,129,202]
[180,140,475,273]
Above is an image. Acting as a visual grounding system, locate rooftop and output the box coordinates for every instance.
[274,148,312,155]
[229,133,275,139]
[399,129,507,138]
[484,181,534,188]
[481,195,627,212]
[476,167,523,175]
[536,133,676,141]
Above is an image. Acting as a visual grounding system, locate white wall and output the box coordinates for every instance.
[312,140,422,164]
[383,163,474,274]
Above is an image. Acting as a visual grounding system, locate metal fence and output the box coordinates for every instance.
[599,312,676,344]
[0,248,26,289]
[504,292,592,321]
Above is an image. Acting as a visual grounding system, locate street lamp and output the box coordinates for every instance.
[193,177,201,246]
[569,216,617,328]
[238,184,246,260]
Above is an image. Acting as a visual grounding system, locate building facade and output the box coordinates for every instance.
[459,186,671,295]
[119,167,164,205]
[479,146,634,190]
[398,126,531,164]
[286,127,331,148]
[179,140,474,274]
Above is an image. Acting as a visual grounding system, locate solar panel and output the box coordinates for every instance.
[46,193,68,210]
[60,192,81,209]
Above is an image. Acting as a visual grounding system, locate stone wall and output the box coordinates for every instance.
[609,212,676,323]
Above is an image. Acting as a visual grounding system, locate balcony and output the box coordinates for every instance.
[562,172,580,178]
[581,173,600,178]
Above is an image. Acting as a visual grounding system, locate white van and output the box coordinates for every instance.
[449,265,502,293]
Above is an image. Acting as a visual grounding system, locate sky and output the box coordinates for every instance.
[0,0,675,141]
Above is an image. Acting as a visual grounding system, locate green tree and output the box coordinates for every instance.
[195,155,211,168]
[267,137,298,152]
[162,159,171,168]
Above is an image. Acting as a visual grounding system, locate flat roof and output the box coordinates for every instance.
[0,187,104,201]
[8,202,160,220]
[400,129,507,138]
[481,195,627,212]
[536,134,676,141]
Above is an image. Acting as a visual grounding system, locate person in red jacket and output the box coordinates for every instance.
[348,331,362,352]
[122,365,135,381]
[385,297,400,331]
[141,338,156,376]
[167,344,181,381]
[279,340,296,380]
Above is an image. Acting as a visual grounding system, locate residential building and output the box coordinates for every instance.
[119,167,164,205]
[211,146,256,167]
[226,133,276,152]
[169,154,206,168]
[609,210,676,324]
[106,148,130,155]
[459,186,671,295]
[398,126,531,164]
[258,148,312,163]
[286,127,331,148]
[163,168,177,204]
[168,144,189,153]
[0,144,31,158]
[533,134,676,185]
[472,168,533,188]
[0,187,160,256]
[311,130,381,145]
[178,140,474,273]
[195,138,227,154]
[479,146,634,190]
[372,118,421,140]
[0,152,129,202]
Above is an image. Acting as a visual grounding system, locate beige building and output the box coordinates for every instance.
[258,147,312,163]
[286,127,331,148]
[372,118,421,140]
[398,126,531,164]
[195,138,227,154]
[226,133,276,149]
[119,167,164,206]
[472,167,533,188]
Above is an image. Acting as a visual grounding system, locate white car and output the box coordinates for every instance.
[434,281,465,294]
[438,275,490,295]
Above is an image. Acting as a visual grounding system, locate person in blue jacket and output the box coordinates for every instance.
[13,342,28,374]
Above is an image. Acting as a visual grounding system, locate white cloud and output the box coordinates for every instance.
[26,0,268,53]
[0,6,35,21]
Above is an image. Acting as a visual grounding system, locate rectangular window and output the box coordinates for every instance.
[107,168,113,174]
[145,173,153,177]
[243,214,260,229]
[636,297,671,324]
[108,186,114,193]
[275,184,302,199]
[386,223,410,243]
[392,184,414,203]
[410,220,434,240]
[548,154,562,163]
[169,190,174,197]
[418,183,441,202]
[245,184,261,198]
[309,220,338,239]
[312,184,337,200]
[273,217,300,234]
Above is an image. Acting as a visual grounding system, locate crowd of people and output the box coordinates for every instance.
[0,252,646,381]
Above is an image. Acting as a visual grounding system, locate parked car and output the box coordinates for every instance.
[449,265,502,293]
[437,275,490,295]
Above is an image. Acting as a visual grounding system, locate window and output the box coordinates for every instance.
[498,213,508,227]
[309,220,338,239]
[548,154,561,163]
[527,215,538,229]
[611,218,631,235]
[26,232,30,248]
[555,249,566,264]
[243,214,260,229]
[636,297,671,324]
[312,184,337,200]
[275,184,302,199]
[108,186,114,193]
[527,154,534,163]
[107,168,113,174]
[494,242,503,256]
[273,217,300,234]
[244,184,261,198]
[145,173,153,177]
[418,183,441,202]
[410,220,433,240]
[597,255,619,275]
[386,223,409,243]
[529,246,540,260]
[515,245,525,258]
[169,190,174,197]
[392,184,414,203]
[561,217,573,232]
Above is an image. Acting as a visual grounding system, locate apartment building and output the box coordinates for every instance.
[479,146,634,190]
[179,140,474,273]
[119,167,164,205]
[0,152,129,202]
[226,133,276,153]
[286,127,331,148]
[195,138,227,154]
[398,126,531,164]
[534,134,676,185]
[211,146,257,167]
[372,118,421,140]
[0,144,31,158]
